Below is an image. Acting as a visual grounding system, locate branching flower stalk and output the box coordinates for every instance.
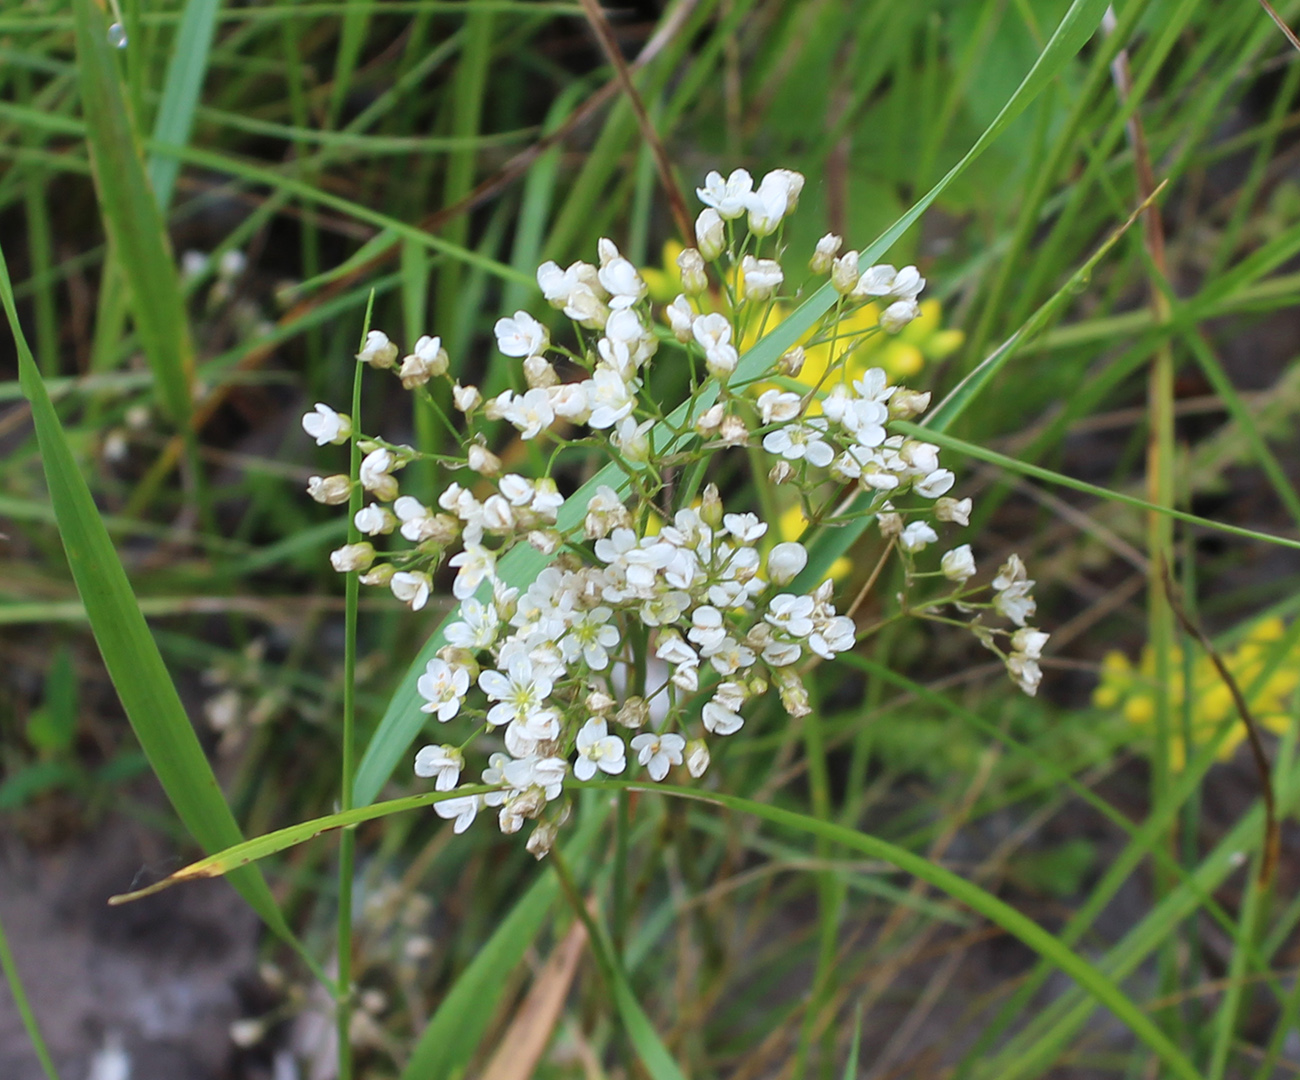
[305,167,1049,857]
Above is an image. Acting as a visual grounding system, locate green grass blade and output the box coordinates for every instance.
[72,0,194,423]
[147,0,221,211]
[0,906,60,1080]
[0,245,300,957]
[353,0,1115,806]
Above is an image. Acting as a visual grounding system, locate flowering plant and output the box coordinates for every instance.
[305,167,1048,857]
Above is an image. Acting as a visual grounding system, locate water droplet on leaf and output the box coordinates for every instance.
[108,22,128,48]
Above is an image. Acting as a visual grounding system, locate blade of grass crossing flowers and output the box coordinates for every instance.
[353,0,1115,806]
[72,0,194,424]
[0,246,311,973]
[146,0,221,212]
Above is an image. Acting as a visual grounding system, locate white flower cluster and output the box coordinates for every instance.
[303,165,1048,855]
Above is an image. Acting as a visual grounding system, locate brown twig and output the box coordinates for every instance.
[1159,561,1279,887]
[1258,0,1300,52]
[577,0,695,245]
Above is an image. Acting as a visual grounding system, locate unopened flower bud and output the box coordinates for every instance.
[935,497,972,527]
[452,382,482,413]
[467,443,502,476]
[400,335,448,387]
[586,688,616,713]
[616,696,649,730]
[523,355,559,389]
[889,388,932,420]
[484,393,511,422]
[437,647,481,682]
[696,208,726,261]
[719,414,748,446]
[357,330,398,369]
[831,250,860,294]
[527,529,562,554]
[777,346,806,378]
[685,739,710,778]
[877,510,903,538]
[810,233,842,274]
[880,298,920,333]
[767,541,807,585]
[773,667,812,718]
[307,474,353,505]
[747,672,769,697]
[769,461,794,485]
[526,820,560,860]
[354,503,397,535]
[695,402,725,435]
[699,483,724,529]
[740,255,783,300]
[330,542,376,573]
[359,563,395,587]
[677,247,708,294]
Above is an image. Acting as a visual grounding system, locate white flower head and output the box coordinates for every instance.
[940,544,976,583]
[390,570,432,611]
[574,718,626,780]
[935,497,972,526]
[354,503,396,536]
[757,389,802,425]
[695,208,726,260]
[302,403,351,446]
[666,295,694,342]
[767,541,808,586]
[356,330,398,368]
[899,521,938,553]
[741,255,784,300]
[811,232,842,274]
[630,732,685,781]
[414,744,464,790]
[881,298,921,334]
[501,387,556,440]
[746,168,803,236]
[697,168,753,220]
[494,311,549,357]
[434,793,480,834]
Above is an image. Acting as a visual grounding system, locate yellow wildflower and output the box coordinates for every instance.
[1094,616,1299,770]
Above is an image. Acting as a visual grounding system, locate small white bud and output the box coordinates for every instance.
[696,208,726,261]
[677,247,708,294]
[889,388,931,420]
[810,233,842,274]
[356,330,398,369]
[330,542,376,573]
[695,402,725,435]
[831,251,860,294]
[769,461,794,485]
[307,474,352,505]
[767,542,808,585]
[523,355,559,389]
[880,298,920,333]
[940,544,976,583]
[452,382,482,413]
[685,739,710,778]
[935,497,972,527]
[467,443,502,476]
[777,346,805,378]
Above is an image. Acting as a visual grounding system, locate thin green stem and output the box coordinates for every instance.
[0,906,60,1080]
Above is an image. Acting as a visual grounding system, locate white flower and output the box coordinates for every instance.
[940,545,976,583]
[692,312,732,354]
[452,382,482,413]
[360,447,399,500]
[548,381,592,424]
[494,311,549,357]
[574,718,626,780]
[677,247,707,293]
[808,615,856,660]
[740,255,784,299]
[630,732,685,781]
[563,283,610,328]
[394,496,436,542]
[1011,627,1049,659]
[666,295,694,342]
[899,521,938,553]
[613,415,653,463]
[587,366,635,429]
[757,389,802,425]
[433,793,480,833]
[695,208,726,260]
[762,421,834,467]
[307,474,351,505]
[854,264,925,300]
[992,555,1036,626]
[880,299,921,333]
[479,655,555,730]
[330,542,375,573]
[1007,653,1042,696]
[685,739,710,777]
[687,605,727,653]
[703,700,744,736]
[705,343,739,379]
[655,631,698,667]
[401,335,448,386]
[354,503,396,536]
[765,593,816,638]
[356,330,398,368]
[390,571,432,611]
[414,744,464,790]
[561,606,621,670]
[302,403,351,446]
[531,478,564,521]
[448,543,496,600]
[746,169,803,236]
[767,542,808,585]
[935,497,972,526]
[831,250,860,294]
[916,469,955,499]
[723,512,766,543]
[597,248,647,308]
[696,169,753,219]
[501,387,556,440]
[445,597,500,650]
[811,232,842,273]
